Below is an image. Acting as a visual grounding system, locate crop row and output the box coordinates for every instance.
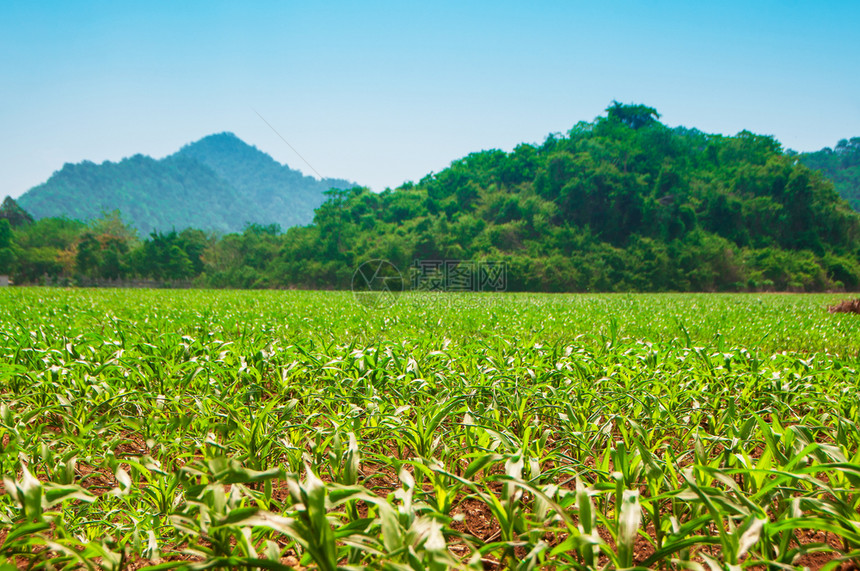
[0,289,858,569]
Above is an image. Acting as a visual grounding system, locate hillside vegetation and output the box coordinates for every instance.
[3,104,860,291]
[16,133,354,234]
[264,103,859,291]
[801,137,860,211]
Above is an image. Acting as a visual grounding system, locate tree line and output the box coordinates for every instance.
[2,103,859,292]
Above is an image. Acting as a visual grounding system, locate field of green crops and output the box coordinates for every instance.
[0,288,858,570]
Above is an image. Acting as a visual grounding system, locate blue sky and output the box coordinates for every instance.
[2,1,859,197]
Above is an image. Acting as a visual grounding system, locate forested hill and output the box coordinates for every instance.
[266,103,860,291]
[174,133,354,228]
[16,133,355,234]
[3,104,860,292]
[801,138,860,211]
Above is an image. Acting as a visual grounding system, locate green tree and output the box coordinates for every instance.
[0,248,15,275]
[0,219,17,276]
[606,101,661,130]
[75,232,103,277]
[0,219,12,249]
[165,245,193,280]
[0,196,34,227]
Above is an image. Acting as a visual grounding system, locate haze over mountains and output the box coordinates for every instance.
[16,133,355,235]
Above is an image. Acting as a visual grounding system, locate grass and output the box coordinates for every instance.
[0,288,858,570]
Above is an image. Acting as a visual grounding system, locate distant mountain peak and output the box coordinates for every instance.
[179,132,254,152]
[177,132,284,171]
[186,131,243,146]
[16,133,358,234]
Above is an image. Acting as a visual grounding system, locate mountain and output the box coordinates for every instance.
[6,105,860,292]
[801,138,860,211]
[16,133,355,234]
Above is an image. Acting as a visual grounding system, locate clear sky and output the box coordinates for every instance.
[2,1,859,197]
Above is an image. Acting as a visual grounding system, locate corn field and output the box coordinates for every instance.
[0,289,858,570]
